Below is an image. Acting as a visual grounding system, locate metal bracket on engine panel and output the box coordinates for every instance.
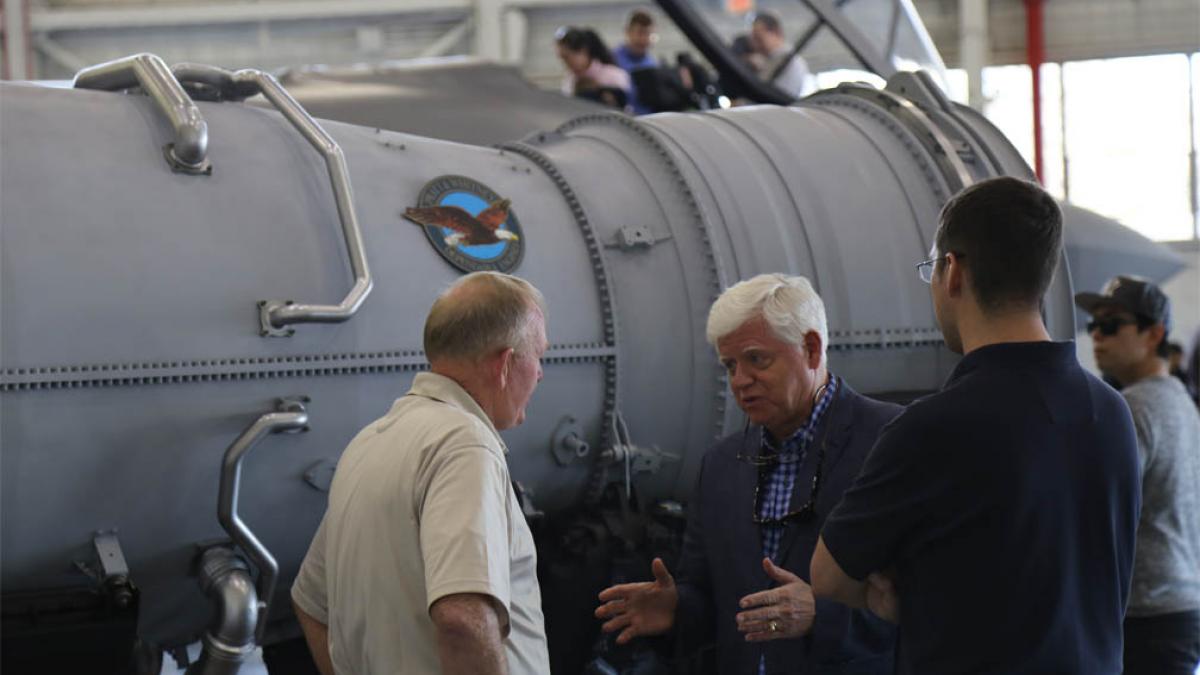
[93,531,130,580]
[72,530,138,610]
[605,226,672,251]
[551,415,590,466]
[512,481,545,522]
[600,444,680,475]
[304,459,337,492]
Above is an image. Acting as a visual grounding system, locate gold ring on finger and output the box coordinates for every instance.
[769,620,779,632]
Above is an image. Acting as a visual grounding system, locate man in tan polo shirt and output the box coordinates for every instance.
[291,271,551,674]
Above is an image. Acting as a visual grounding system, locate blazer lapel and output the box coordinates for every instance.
[735,428,770,588]
[775,385,856,567]
[816,384,856,477]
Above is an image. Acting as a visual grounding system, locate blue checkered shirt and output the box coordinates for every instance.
[756,376,837,675]
[757,375,839,563]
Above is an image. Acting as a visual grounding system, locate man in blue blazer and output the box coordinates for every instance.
[596,274,899,674]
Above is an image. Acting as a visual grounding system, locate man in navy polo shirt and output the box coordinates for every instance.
[811,176,1141,674]
[613,8,659,114]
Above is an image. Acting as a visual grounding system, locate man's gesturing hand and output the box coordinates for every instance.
[735,558,816,641]
[595,557,678,645]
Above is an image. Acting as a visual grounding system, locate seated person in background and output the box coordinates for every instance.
[1076,277,1200,675]
[596,274,899,674]
[749,11,817,98]
[613,8,659,114]
[632,52,717,113]
[556,26,631,110]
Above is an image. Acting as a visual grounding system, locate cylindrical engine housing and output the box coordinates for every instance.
[0,74,1072,646]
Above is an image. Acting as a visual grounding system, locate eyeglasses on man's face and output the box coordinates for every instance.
[915,252,965,284]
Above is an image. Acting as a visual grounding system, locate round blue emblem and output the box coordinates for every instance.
[404,175,525,274]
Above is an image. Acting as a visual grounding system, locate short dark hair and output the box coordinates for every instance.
[627,8,654,30]
[934,176,1063,312]
[752,11,784,35]
[556,26,615,66]
[1139,322,1170,359]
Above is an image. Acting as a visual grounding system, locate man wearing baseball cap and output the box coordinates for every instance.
[1076,275,1200,675]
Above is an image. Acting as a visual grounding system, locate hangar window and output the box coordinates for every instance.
[955,53,1199,243]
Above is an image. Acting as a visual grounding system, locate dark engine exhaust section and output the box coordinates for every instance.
[2,533,145,674]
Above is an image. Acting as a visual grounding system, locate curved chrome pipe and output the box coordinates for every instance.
[218,400,309,645]
[75,54,373,334]
[185,548,258,675]
[239,68,374,334]
[170,63,373,335]
[74,53,209,172]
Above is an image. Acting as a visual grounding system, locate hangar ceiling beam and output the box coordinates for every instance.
[474,0,504,62]
[419,18,473,59]
[28,0,632,33]
[3,0,32,79]
[33,35,86,74]
[29,0,471,32]
[959,0,988,110]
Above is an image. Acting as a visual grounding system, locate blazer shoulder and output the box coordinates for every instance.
[840,384,904,431]
[706,428,749,463]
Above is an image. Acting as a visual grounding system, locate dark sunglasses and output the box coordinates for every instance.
[1086,316,1139,336]
[751,437,827,525]
[741,389,839,526]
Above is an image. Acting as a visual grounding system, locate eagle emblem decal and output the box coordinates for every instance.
[404,175,525,274]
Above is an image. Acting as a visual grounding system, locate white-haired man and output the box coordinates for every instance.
[595,273,899,674]
[291,271,551,675]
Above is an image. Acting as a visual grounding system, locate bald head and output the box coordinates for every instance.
[423,272,547,364]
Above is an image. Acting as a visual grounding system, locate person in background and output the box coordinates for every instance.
[1188,327,1200,406]
[732,33,765,74]
[1076,276,1200,675]
[749,11,817,98]
[613,8,659,115]
[1167,342,1197,401]
[557,26,631,110]
[811,177,1142,674]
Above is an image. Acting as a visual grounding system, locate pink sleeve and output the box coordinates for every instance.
[598,65,631,91]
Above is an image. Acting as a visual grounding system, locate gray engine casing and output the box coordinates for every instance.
[0,73,1072,647]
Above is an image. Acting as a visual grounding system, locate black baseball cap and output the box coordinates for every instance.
[1074,275,1172,332]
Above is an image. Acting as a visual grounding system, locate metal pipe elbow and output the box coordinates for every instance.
[211,566,259,646]
[171,114,209,168]
[196,548,259,647]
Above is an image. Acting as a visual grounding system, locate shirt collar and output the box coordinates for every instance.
[947,341,1076,386]
[404,371,508,454]
[617,44,650,62]
[762,374,840,454]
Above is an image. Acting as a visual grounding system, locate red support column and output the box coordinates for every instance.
[1024,0,1045,183]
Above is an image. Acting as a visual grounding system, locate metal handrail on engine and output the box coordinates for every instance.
[217,397,309,645]
[72,55,374,337]
[73,53,210,173]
